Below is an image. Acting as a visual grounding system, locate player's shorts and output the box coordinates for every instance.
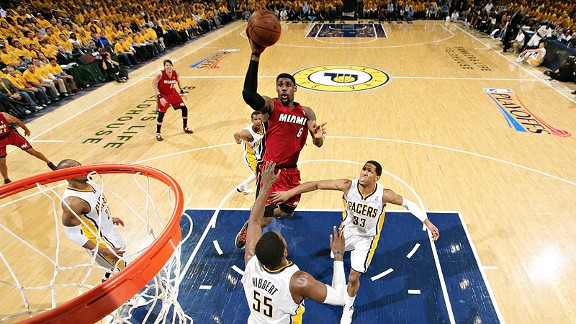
[243,153,258,174]
[0,130,32,157]
[157,92,184,113]
[84,234,127,271]
[85,247,127,271]
[256,163,301,217]
[342,226,379,273]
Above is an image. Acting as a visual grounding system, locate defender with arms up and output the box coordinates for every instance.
[271,160,440,323]
[243,162,348,323]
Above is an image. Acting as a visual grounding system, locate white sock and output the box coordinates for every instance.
[239,173,256,188]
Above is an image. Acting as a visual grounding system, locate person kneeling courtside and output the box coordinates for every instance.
[101,52,128,83]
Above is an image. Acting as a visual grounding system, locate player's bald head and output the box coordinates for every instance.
[57,159,81,170]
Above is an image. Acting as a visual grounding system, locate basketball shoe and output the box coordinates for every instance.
[156,133,163,141]
[235,220,249,249]
[183,127,193,134]
[101,271,112,283]
[236,184,253,195]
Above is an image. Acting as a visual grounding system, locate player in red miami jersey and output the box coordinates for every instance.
[153,59,193,141]
[234,35,327,248]
[0,112,57,184]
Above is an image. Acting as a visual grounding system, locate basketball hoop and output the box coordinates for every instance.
[0,164,189,323]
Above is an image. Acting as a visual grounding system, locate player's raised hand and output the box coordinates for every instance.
[330,226,345,256]
[312,122,327,139]
[260,161,279,187]
[270,191,290,204]
[100,246,125,260]
[247,28,265,56]
[112,217,125,227]
[424,219,440,241]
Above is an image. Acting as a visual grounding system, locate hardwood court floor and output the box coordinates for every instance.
[0,20,575,323]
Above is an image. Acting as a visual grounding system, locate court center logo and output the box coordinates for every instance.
[484,88,571,136]
[293,65,390,92]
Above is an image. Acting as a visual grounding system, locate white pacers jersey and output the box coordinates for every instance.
[342,179,386,237]
[242,125,264,173]
[62,182,126,250]
[242,256,304,324]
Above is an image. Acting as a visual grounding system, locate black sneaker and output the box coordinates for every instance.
[234,220,249,249]
[183,127,193,134]
[3,178,11,184]
[156,133,163,141]
[101,271,112,283]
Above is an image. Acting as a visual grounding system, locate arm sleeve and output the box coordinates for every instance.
[401,197,428,222]
[323,260,347,305]
[64,225,90,247]
[241,59,266,111]
[323,284,346,306]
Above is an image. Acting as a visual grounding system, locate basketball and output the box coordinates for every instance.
[247,10,281,48]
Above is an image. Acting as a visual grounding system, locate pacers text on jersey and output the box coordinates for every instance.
[348,201,379,218]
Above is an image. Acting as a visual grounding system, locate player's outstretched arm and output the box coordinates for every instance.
[384,189,440,241]
[234,129,254,144]
[270,179,351,204]
[244,162,279,265]
[304,107,325,147]
[3,112,30,136]
[242,35,274,114]
[289,226,347,305]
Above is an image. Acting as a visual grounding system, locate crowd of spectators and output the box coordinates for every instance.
[3,0,576,118]
[0,0,233,119]
[232,0,460,23]
[460,1,576,83]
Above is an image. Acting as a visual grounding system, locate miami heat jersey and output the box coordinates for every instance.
[62,182,126,251]
[242,256,304,324]
[157,70,178,95]
[262,98,308,168]
[342,179,386,237]
[0,113,10,137]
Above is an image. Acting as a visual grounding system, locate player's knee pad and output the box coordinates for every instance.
[263,204,276,218]
[279,204,296,217]
[180,106,188,118]
[157,111,165,123]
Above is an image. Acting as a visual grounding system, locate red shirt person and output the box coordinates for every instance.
[152,59,193,141]
[234,36,326,249]
[0,112,57,184]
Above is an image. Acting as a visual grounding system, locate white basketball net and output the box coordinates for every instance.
[0,171,193,323]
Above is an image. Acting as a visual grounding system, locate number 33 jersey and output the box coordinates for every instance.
[242,256,305,323]
[342,179,386,237]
